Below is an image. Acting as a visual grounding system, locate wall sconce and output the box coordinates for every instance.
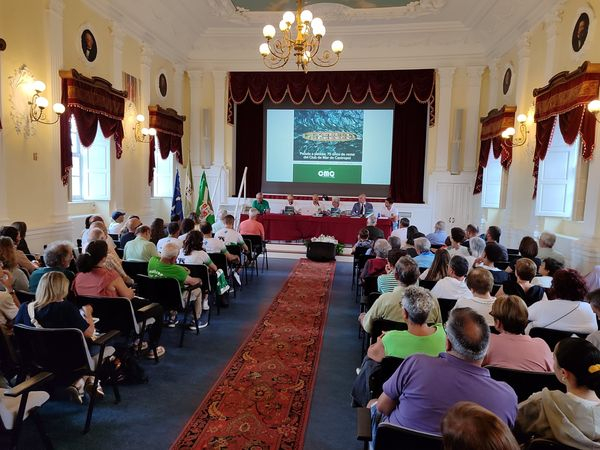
[29,80,65,125]
[587,99,600,122]
[501,113,529,147]
[134,114,156,143]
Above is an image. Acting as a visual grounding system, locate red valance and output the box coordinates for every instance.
[531,61,600,198]
[473,106,516,195]
[148,105,185,185]
[227,70,435,125]
[59,69,127,185]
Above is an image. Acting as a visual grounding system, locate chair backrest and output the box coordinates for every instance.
[366,292,381,310]
[486,365,565,402]
[208,252,228,273]
[529,328,588,350]
[122,260,149,281]
[525,438,579,450]
[495,261,510,271]
[15,290,36,305]
[357,253,375,271]
[437,297,457,323]
[13,324,93,377]
[370,319,407,344]
[369,356,404,399]
[136,275,185,311]
[362,276,379,297]
[179,264,211,293]
[74,295,138,334]
[419,279,437,291]
[242,234,263,253]
[353,246,369,265]
[507,248,520,255]
[226,244,242,257]
[491,284,502,295]
[375,423,442,450]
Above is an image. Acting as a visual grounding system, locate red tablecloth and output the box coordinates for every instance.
[240,214,392,244]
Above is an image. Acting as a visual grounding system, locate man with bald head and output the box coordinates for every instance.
[373,308,517,436]
[119,217,142,248]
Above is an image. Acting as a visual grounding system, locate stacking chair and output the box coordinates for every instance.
[529,328,588,350]
[437,297,457,323]
[368,356,404,399]
[363,319,407,358]
[209,252,235,300]
[13,325,120,433]
[226,244,247,287]
[419,279,437,291]
[359,292,381,339]
[525,438,578,450]
[491,284,502,295]
[496,261,510,271]
[507,248,520,256]
[15,290,35,305]
[486,366,565,402]
[179,263,215,316]
[361,276,379,301]
[355,254,376,301]
[242,238,257,279]
[121,261,148,284]
[352,247,369,289]
[242,234,268,273]
[76,239,82,255]
[0,371,54,450]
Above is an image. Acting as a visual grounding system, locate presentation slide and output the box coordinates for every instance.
[265,108,394,186]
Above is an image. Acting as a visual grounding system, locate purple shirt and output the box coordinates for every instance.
[382,352,517,435]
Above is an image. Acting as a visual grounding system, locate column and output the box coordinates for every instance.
[0,38,8,222]
[211,70,227,168]
[487,58,500,110]
[434,67,456,172]
[46,0,69,224]
[187,70,203,167]
[543,5,564,81]
[139,45,153,218]
[464,66,485,172]
[173,64,184,112]
[110,22,125,212]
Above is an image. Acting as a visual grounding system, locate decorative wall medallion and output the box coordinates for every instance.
[502,67,512,95]
[157,71,168,98]
[8,65,36,137]
[81,28,97,62]
[572,12,590,52]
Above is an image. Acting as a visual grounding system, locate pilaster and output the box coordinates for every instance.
[464,66,485,172]
[434,67,456,172]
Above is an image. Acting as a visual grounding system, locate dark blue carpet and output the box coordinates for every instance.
[15,258,362,450]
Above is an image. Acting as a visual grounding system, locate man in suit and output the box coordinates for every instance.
[351,193,373,217]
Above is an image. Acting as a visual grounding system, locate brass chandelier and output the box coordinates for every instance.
[259,0,344,72]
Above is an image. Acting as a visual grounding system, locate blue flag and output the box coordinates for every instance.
[171,169,184,220]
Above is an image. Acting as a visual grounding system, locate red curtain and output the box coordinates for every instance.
[235,100,264,196]
[228,70,435,125]
[59,70,126,185]
[147,106,185,185]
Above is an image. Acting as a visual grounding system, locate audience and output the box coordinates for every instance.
[461,224,480,249]
[239,208,265,240]
[201,222,238,264]
[486,226,508,262]
[351,228,372,255]
[478,243,510,284]
[420,249,450,282]
[0,266,20,333]
[467,236,486,268]
[365,215,384,241]
[413,237,435,269]
[527,268,597,334]
[212,209,228,233]
[430,255,472,300]
[374,308,517,435]
[585,266,600,293]
[87,228,134,286]
[454,268,496,326]
[391,217,410,246]
[447,227,469,257]
[376,248,405,293]
[537,231,565,265]
[28,241,75,293]
[87,220,117,252]
[0,226,38,273]
[119,217,142,248]
[483,295,553,371]
[387,235,401,251]
[506,236,540,274]
[442,402,520,450]
[108,210,126,234]
[0,236,29,291]
[497,258,547,307]
[157,222,183,254]
[81,215,103,249]
[123,225,159,262]
[586,289,600,350]
[515,337,600,449]
[426,220,448,246]
[177,218,196,243]
[149,218,166,245]
[11,221,31,255]
[360,239,391,281]
[214,215,249,253]
[531,257,563,289]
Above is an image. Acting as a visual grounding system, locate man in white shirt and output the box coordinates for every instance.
[391,217,410,247]
[431,256,473,300]
[212,209,228,234]
[200,222,239,263]
[453,268,496,326]
[214,215,249,252]
[537,231,566,265]
[157,222,183,255]
[448,227,470,258]
[380,197,398,222]
[108,211,126,234]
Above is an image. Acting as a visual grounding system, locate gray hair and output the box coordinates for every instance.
[446,308,490,361]
[332,196,340,203]
[387,235,401,249]
[43,241,74,268]
[402,286,434,325]
[539,231,556,248]
[367,215,377,226]
[373,239,392,258]
[218,208,228,219]
[249,207,259,218]
[414,237,431,253]
[161,242,180,259]
[434,220,446,232]
[468,237,486,259]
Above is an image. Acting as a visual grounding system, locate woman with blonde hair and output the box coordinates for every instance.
[0,236,29,291]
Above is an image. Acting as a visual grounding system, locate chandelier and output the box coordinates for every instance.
[259,0,343,72]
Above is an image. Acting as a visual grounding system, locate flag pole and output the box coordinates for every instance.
[234,166,247,229]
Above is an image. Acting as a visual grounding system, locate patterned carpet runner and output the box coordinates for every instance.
[171,258,336,450]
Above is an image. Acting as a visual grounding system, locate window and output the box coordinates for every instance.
[70,116,111,201]
[480,150,505,209]
[535,132,581,218]
[152,139,174,198]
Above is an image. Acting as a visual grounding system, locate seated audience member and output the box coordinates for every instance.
[461,224,480,249]
[483,295,553,371]
[380,197,398,222]
[537,231,566,265]
[329,196,341,215]
[442,402,520,450]
[365,215,384,241]
[0,237,29,291]
[212,209,228,233]
[426,220,448,246]
[531,257,563,289]
[119,217,142,248]
[108,210,126,234]
[514,337,600,449]
[374,308,517,435]
[239,208,265,240]
[177,218,196,243]
[11,221,31,255]
[15,272,103,402]
[360,256,441,333]
[448,227,469,257]
[497,258,547,307]
[123,225,159,262]
[585,265,600,293]
[28,241,75,293]
[376,248,405,293]
[413,237,435,269]
[454,268,496,326]
[351,193,373,217]
[431,255,472,300]
[404,231,424,258]
[360,239,391,281]
[149,218,166,245]
[351,228,372,255]
[87,220,116,252]
[81,215,104,249]
[466,236,486,269]
[73,240,165,359]
[585,289,600,350]
[387,236,401,250]
[157,222,183,254]
[201,222,238,264]
[391,217,410,246]
[420,249,450,282]
[486,226,509,262]
[0,226,38,273]
[251,192,270,214]
[214,215,249,253]
[527,269,597,334]
[478,243,510,285]
[507,236,541,274]
[87,228,134,286]
[0,268,20,333]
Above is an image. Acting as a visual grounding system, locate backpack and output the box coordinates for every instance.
[101,346,148,385]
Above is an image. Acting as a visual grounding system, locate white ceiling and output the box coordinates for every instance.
[85,0,559,70]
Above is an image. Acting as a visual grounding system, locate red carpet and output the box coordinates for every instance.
[171,258,336,450]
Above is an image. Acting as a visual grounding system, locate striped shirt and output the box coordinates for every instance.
[377,272,398,293]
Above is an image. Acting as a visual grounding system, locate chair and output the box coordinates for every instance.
[486,365,565,402]
[209,252,234,300]
[0,371,54,450]
[525,438,579,450]
[364,320,407,358]
[491,284,502,295]
[495,261,510,271]
[121,261,148,283]
[15,290,35,305]
[13,325,120,433]
[419,279,437,291]
[362,276,380,299]
[76,239,82,255]
[226,244,247,286]
[529,328,588,350]
[359,292,381,340]
[242,234,268,273]
[419,266,427,274]
[179,263,215,317]
[368,356,404,400]
[352,247,369,289]
[437,297,457,323]
[507,248,520,256]
[355,254,376,300]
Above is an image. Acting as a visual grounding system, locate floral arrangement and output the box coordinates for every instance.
[305,235,345,255]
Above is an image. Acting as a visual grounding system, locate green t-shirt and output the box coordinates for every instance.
[381,324,447,359]
[251,199,270,214]
[147,256,188,288]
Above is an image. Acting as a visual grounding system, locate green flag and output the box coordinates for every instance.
[183,163,194,217]
[196,171,215,224]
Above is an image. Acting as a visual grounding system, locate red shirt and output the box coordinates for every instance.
[73,267,120,298]
[239,219,265,240]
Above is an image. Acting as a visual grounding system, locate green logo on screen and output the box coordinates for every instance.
[318,170,335,178]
